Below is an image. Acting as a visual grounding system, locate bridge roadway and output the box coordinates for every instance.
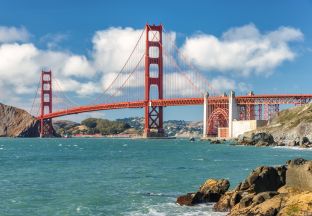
[37,94,312,120]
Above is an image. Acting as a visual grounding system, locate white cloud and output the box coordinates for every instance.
[0,42,98,98]
[0,26,30,43]
[180,24,303,76]
[92,27,144,74]
[63,55,96,78]
[210,77,236,93]
[78,82,102,96]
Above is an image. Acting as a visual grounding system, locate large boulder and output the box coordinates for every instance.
[252,133,275,146]
[176,178,230,206]
[286,158,312,191]
[0,103,40,137]
[176,193,196,206]
[238,166,286,193]
[214,165,286,212]
[236,132,276,146]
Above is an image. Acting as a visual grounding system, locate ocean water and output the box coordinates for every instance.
[0,138,311,216]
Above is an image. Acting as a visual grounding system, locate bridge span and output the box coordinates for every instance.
[33,24,312,138]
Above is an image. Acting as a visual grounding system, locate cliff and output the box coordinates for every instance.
[0,103,39,137]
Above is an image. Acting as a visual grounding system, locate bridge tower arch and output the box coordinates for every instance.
[40,70,53,137]
[144,24,164,137]
[207,108,229,136]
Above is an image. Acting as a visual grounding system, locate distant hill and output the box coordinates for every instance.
[117,117,203,137]
[54,118,131,136]
[0,103,39,137]
[55,117,203,137]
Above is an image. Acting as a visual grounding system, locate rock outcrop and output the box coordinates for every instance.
[213,165,286,213]
[177,158,312,215]
[236,132,276,146]
[0,103,39,137]
[176,178,230,206]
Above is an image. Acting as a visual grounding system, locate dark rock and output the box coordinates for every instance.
[244,166,286,193]
[213,191,242,212]
[176,193,196,206]
[176,179,230,205]
[251,191,279,205]
[239,194,254,208]
[252,133,275,146]
[300,136,310,145]
[214,165,286,213]
[211,139,221,144]
[236,132,276,146]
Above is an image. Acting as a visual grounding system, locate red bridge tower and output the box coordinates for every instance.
[144,24,164,137]
[40,70,53,137]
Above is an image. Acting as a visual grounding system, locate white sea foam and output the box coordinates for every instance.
[192,158,204,161]
[76,206,91,214]
[126,202,227,216]
[273,146,312,151]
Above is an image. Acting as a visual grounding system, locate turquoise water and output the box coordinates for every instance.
[0,138,311,216]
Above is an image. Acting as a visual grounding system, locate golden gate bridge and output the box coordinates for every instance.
[29,24,312,138]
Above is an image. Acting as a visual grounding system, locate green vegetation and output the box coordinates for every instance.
[81,118,130,135]
[285,204,300,216]
[271,104,312,128]
[53,118,131,136]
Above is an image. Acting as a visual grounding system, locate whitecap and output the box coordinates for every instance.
[126,202,227,216]
[273,146,312,151]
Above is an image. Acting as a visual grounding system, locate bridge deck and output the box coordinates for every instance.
[38,94,312,119]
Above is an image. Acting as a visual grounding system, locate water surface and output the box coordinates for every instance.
[0,138,311,216]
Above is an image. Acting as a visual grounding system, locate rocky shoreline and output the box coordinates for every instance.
[234,132,312,148]
[177,158,312,215]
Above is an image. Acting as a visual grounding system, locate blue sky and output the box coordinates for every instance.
[0,0,312,122]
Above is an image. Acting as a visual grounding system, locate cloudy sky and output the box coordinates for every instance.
[0,0,311,121]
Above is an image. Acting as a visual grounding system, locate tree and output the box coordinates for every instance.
[81,118,97,128]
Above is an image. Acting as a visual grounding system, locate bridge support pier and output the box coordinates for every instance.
[143,24,165,138]
[228,91,239,138]
[203,92,209,138]
[40,70,53,138]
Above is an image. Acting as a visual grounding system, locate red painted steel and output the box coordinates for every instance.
[40,70,53,137]
[144,24,164,136]
[207,108,229,136]
[236,94,312,104]
[37,94,312,121]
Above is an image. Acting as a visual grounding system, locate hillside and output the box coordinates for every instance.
[0,103,39,137]
[55,117,203,137]
[245,103,312,146]
[117,117,203,137]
